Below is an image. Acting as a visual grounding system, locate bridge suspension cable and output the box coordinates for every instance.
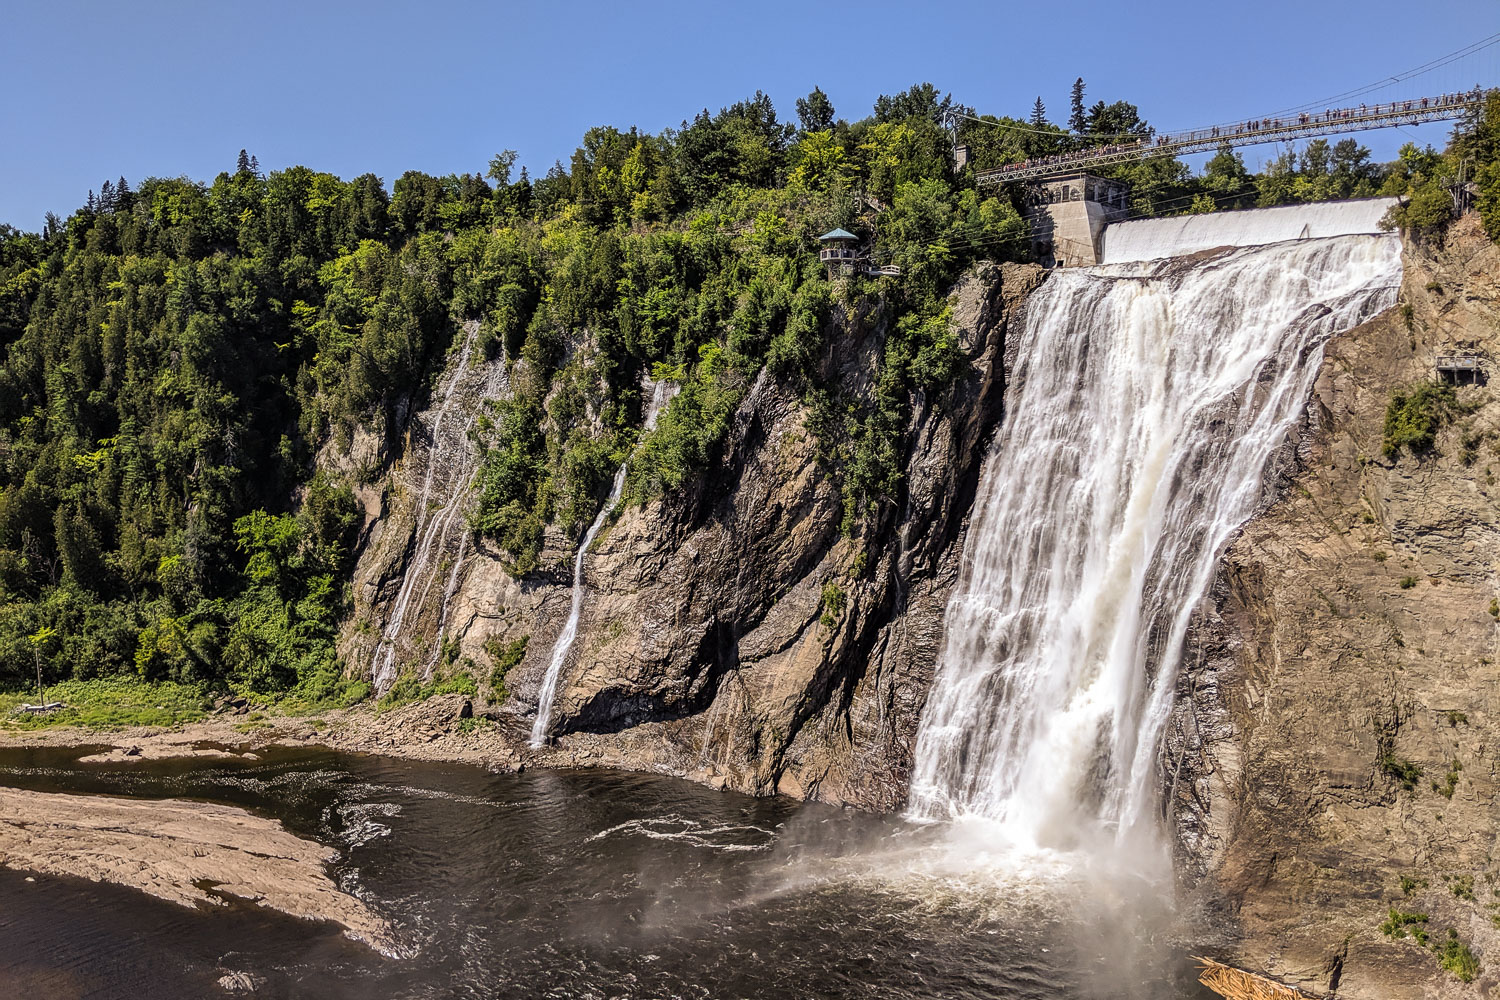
[976,89,1487,186]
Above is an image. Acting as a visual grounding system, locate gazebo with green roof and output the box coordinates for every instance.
[817,228,860,276]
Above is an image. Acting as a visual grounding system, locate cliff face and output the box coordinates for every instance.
[1169,214,1500,999]
[339,262,1044,810]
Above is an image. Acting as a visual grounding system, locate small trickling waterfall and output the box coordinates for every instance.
[907,231,1402,854]
[371,322,506,691]
[531,379,679,747]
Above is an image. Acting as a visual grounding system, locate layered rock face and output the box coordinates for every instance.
[341,262,1044,809]
[1169,214,1500,999]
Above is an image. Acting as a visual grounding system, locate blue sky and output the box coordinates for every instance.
[2,0,1495,229]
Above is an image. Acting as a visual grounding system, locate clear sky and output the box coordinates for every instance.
[2,0,1496,229]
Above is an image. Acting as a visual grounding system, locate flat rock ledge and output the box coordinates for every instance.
[0,786,395,953]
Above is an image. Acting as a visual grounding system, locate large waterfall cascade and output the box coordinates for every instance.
[530,379,680,747]
[907,230,1402,858]
[371,322,507,692]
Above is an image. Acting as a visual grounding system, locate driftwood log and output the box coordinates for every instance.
[1196,957,1311,1000]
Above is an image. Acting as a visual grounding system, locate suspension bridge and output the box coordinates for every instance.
[965,29,1500,187]
[975,89,1486,186]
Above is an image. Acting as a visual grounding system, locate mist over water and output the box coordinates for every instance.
[908,233,1403,870]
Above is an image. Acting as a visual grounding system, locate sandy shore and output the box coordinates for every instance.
[0,785,396,952]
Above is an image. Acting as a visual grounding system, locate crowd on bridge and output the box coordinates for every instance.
[988,87,1484,179]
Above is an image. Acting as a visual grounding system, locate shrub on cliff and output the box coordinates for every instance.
[1382,382,1459,458]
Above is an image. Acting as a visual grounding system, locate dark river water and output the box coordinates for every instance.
[0,747,1215,999]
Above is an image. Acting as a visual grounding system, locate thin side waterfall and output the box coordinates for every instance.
[371,322,505,691]
[531,379,679,747]
[907,234,1402,856]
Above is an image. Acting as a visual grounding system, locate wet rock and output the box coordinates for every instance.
[216,971,263,993]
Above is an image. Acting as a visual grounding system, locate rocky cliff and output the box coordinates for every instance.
[338,262,1044,810]
[1169,213,1500,999]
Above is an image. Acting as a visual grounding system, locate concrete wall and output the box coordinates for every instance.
[1029,199,1124,268]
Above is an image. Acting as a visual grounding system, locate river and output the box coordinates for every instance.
[0,747,1213,998]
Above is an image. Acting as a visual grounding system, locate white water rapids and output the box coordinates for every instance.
[906,232,1402,857]
[531,379,679,747]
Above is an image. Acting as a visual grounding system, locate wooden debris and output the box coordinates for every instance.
[1195,957,1311,1000]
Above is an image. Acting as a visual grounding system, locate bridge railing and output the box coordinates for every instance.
[977,89,1486,186]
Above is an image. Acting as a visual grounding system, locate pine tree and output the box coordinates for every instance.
[1030,96,1048,127]
[1069,78,1087,135]
[248,155,259,176]
[99,179,115,212]
[236,149,252,174]
[796,87,836,134]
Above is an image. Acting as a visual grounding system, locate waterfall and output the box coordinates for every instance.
[530,379,680,747]
[371,322,506,691]
[907,234,1402,854]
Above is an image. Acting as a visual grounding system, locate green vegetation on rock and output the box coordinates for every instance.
[1435,928,1480,983]
[4,81,1499,706]
[1383,382,1459,458]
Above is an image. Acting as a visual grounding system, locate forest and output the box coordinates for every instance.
[0,79,1495,703]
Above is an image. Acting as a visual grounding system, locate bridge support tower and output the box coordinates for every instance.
[1026,173,1131,267]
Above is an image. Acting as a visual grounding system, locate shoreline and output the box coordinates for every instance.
[1,693,529,770]
[0,691,746,796]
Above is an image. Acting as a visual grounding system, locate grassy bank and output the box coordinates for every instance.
[0,678,211,731]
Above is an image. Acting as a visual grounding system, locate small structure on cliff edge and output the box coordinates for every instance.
[1436,353,1484,384]
[1027,172,1130,268]
[817,229,901,279]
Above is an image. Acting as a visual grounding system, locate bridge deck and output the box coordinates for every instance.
[977,91,1484,186]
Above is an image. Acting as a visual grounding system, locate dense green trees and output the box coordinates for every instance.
[1382,90,1500,242]
[0,82,1037,695]
[4,80,1496,699]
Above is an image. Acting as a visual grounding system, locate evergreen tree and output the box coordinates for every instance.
[796,87,836,134]
[1069,78,1087,135]
[237,149,253,174]
[98,180,115,212]
[1030,96,1048,127]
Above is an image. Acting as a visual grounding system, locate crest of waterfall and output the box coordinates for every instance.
[370,322,508,692]
[531,378,680,747]
[906,234,1402,856]
[1100,197,1397,264]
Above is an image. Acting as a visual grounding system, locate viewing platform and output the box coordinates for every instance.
[1437,354,1484,384]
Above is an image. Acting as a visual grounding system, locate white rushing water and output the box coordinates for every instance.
[371,322,506,692]
[1100,197,1397,264]
[530,379,679,747]
[906,233,1402,857]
